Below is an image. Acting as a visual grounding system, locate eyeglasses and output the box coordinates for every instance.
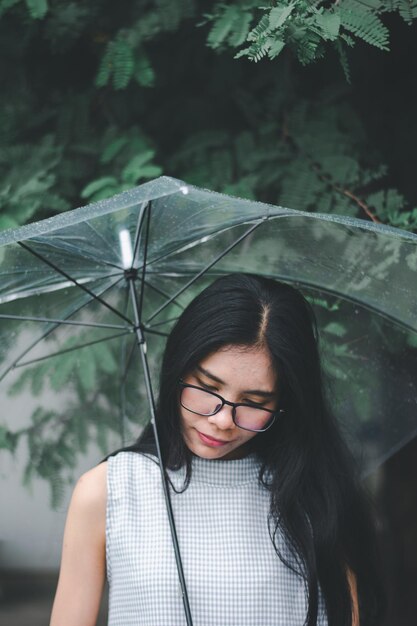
[179,381,284,433]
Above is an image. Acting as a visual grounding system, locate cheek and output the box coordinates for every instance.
[240,430,258,445]
[179,406,195,430]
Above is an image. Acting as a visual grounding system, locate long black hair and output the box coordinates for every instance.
[115,273,385,626]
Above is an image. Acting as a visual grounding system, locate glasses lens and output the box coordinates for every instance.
[181,386,222,416]
[235,406,274,432]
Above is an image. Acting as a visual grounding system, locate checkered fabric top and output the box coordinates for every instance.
[106,451,327,625]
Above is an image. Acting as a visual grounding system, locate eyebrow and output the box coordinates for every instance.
[195,365,276,398]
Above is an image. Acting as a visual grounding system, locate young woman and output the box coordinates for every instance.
[50,273,384,626]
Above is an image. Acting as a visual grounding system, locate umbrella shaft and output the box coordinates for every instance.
[127,278,194,626]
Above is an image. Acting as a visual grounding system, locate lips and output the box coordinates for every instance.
[199,431,228,443]
[196,430,233,446]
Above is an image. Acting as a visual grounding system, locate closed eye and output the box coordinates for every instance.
[242,400,266,408]
[195,378,218,392]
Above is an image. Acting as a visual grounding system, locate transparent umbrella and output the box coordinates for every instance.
[0,175,416,625]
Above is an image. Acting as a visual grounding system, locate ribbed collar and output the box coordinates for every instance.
[167,452,262,488]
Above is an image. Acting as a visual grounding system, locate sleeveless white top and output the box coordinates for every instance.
[106,451,327,625]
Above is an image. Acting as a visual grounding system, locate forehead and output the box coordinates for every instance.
[196,344,277,389]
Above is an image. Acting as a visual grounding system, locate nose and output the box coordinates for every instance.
[207,404,236,431]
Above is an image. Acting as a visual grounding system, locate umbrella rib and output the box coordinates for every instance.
[146,219,264,323]
[135,238,200,273]
[143,327,170,338]
[135,220,246,273]
[18,241,133,325]
[0,275,125,383]
[144,280,185,311]
[76,222,126,270]
[15,330,132,368]
[117,281,139,443]
[118,336,132,444]
[0,313,128,330]
[258,272,417,336]
[146,316,180,329]
[42,235,124,272]
[121,336,137,385]
[131,201,150,270]
[138,202,151,320]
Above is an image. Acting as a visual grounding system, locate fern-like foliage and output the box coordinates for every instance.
[25,0,47,19]
[134,50,156,87]
[0,0,20,18]
[206,0,417,69]
[207,3,253,49]
[0,136,69,229]
[43,2,91,52]
[81,127,162,202]
[0,0,48,18]
[3,304,162,505]
[340,0,389,50]
[366,188,417,229]
[170,86,417,233]
[95,2,195,91]
[0,0,416,502]
[386,0,417,24]
[96,32,135,90]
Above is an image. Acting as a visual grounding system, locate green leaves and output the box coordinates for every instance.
[81,177,119,201]
[323,322,348,338]
[135,52,156,87]
[206,0,415,67]
[0,0,20,18]
[0,425,18,452]
[25,0,47,19]
[2,0,417,72]
[269,5,296,30]
[0,0,48,18]
[207,4,252,49]
[96,34,135,90]
[81,129,162,202]
[0,136,69,231]
[234,5,295,62]
[210,1,333,65]
[0,0,416,503]
[121,151,162,184]
[315,12,341,41]
[10,330,120,398]
[94,1,194,91]
[366,189,417,231]
[340,0,389,51]
[394,0,417,25]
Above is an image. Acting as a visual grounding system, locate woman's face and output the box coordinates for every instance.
[179,344,278,460]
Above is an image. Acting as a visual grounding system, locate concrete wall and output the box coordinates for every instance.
[0,365,122,570]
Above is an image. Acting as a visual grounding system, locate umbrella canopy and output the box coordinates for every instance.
[1,175,416,471]
[1,175,417,622]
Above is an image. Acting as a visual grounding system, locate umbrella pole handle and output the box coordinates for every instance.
[128,279,194,626]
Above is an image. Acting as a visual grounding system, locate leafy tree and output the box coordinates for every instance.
[1,0,417,502]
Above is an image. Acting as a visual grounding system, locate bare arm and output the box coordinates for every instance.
[49,461,107,626]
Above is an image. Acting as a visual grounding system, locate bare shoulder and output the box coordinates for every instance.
[50,463,107,626]
[69,461,107,523]
[75,461,107,496]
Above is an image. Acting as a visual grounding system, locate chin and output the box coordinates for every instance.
[189,441,232,459]
[187,437,251,461]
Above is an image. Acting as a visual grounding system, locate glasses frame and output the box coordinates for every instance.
[179,380,284,433]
